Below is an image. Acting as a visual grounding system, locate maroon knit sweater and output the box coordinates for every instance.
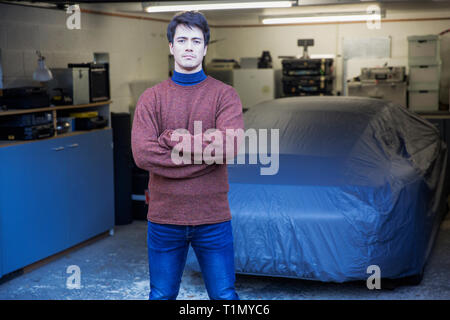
[131,76,244,225]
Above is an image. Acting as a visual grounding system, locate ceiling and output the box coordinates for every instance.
[78,0,450,25]
[2,0,450,25]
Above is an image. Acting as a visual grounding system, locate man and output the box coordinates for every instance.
[131,11,244,300]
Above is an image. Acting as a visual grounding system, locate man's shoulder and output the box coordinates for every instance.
[138,79,171,100]
[206,75,233,91]
[146,78,171,93]
[205,76,239,97]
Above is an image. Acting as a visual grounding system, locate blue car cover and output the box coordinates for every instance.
[186,96,448,282]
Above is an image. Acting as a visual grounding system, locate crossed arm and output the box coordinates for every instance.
[131,87,244,179]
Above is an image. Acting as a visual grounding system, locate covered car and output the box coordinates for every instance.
[186,96,448,283]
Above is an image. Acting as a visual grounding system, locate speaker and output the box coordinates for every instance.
[132,163,149,220]
[111,112,133,225]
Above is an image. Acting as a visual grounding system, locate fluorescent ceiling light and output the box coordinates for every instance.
[143,1,293,13]
[262,11,383,24]
[1,1,67,10]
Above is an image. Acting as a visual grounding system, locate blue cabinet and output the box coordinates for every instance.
[64,130,115,244]
[0,129,114,278]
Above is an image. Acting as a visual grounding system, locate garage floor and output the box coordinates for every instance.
[1,214,450,300]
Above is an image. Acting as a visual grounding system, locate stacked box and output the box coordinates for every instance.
[409,65,441,91]
[407,35,441,112]
[408,35,440,66]
[282,75,333,96]
[281,58,333,96]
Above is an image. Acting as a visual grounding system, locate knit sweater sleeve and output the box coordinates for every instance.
[131,88,217,179]
[160,86,245,164]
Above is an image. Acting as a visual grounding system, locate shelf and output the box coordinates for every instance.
[0,127,112,148]
[418,114,450,119]
[0,100,112,117]
[416,109,450,119]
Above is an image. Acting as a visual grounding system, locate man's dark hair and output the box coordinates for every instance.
[167,11,210,46]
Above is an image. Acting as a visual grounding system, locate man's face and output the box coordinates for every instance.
[169,24,208,74]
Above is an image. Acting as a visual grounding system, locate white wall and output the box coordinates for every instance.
[1,2,449,110]
[212,3,450,104]
[0,3,208,112]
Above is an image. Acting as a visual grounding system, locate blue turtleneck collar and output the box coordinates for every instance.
[172,69,207,86]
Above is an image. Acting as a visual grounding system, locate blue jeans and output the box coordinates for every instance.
[147,220,240,300]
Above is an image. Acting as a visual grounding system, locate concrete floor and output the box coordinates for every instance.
[1,216,450,300]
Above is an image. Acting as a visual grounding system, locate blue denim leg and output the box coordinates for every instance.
[147,221,189,300]
[191,221,240,300]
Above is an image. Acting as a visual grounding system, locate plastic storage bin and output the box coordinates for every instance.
[408,35,441,66]
[409,90,439,112]
[409,64,441,91]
